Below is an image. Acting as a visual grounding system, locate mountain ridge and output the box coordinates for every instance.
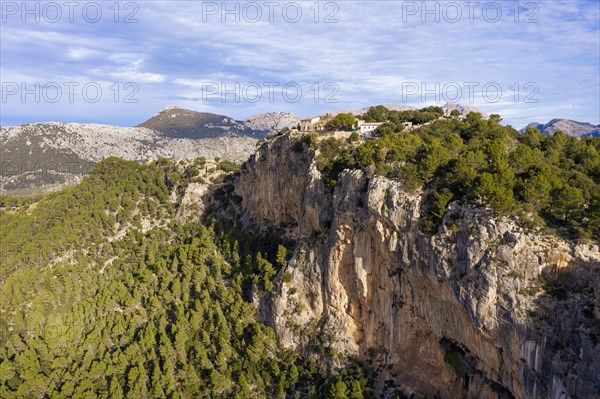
[3,105,599,196]
[136,106,261,139]
[0,122,257,195]
[521,118,600,138]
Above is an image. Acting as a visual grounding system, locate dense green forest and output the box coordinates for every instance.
[312,108,600,241]
[0,158,372,399]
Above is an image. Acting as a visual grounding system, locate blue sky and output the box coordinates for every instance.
[1,0,599,128]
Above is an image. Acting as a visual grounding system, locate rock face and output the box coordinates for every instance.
[231,134,600,398]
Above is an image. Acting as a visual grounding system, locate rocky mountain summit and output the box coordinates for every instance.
[137,106,266,139]
[2,104,597,198]
[522,119,600,138]
[137,106,301,139]
[205,133,600,398]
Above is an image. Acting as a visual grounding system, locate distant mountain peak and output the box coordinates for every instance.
[0,121,258,195]
[521,118,600,138]
[137,107,255,139]
[149,105,187,118]
[138,107,302,139]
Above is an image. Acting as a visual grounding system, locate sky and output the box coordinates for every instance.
[0,0,599,129]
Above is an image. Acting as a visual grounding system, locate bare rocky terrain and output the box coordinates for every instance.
[243,111,300,132]
[0,107,307,195]
[441,102,490,119]
[0,122,258,195]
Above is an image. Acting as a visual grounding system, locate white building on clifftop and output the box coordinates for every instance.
[358,122,384,134]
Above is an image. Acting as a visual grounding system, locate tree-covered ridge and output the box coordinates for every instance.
[1,157,181,279]
[359,105,446,125]
[312,110,600,242]
[0,158,373,399]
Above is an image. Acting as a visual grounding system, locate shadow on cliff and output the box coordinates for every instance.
[521,252,600,399]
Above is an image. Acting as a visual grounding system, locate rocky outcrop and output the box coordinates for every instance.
[232,134,600,399]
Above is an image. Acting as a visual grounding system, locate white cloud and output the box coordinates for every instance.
[108,58,165,83]
[67,48,99,60]
[1,0,598,126]
[110,71,165,83]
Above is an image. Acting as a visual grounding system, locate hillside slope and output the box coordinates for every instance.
[0,158,373,399]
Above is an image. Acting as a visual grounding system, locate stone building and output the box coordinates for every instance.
[358,122,384,134]
[299,114,334,131]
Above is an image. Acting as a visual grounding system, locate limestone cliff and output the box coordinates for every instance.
[229,134,600,398]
